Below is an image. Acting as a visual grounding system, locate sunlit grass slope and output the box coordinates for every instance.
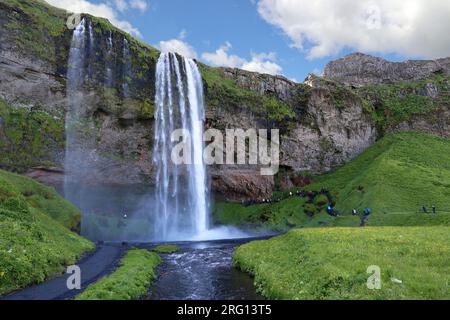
[234,226,450,300]
[0,169,94,295]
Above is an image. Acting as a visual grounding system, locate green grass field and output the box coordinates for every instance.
[233,226,450,300]
[0,169,94,295]
[214,132,450,230]
[76,249,161,300]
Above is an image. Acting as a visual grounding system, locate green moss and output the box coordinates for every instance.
[0,169,94,295]
[234,226,450,299]
[357,74,450,131]
[0,99,65,172]
[152,244,179,254]
[3,0,70,64]
[76,249,161,300]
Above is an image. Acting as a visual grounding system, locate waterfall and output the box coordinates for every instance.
[153,52,209,240]
[122,38,131,97]
[105,31,114,87]
[64,18,88,206]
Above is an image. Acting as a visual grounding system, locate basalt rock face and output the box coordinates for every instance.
[204,71,377,200]
[324,52,450,87]
[323,53,450,141]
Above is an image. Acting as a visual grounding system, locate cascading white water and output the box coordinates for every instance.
[122,38,131,97]
[64,18,87,204]
[153,52,209,240]
[105,31,114,87]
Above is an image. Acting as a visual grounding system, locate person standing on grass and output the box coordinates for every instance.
[432,205,437,214]
[360,208,372,227]
[422,205,428,214]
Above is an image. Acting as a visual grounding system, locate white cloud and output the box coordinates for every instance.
[129,0,148,12]
[256,0,450,59]
[201,42,246,68]
[159,39,198,59]
[241,53,283,75]
[46,0,142,37]
[202,43,283,75]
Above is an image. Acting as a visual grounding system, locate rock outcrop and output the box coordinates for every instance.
[324,52,450,87]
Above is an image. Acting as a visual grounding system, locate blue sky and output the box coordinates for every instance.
[47,0,450,82]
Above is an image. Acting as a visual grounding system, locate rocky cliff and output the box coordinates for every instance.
[324,52,450,87]
[323,53,450,139]
[1,0,448,201]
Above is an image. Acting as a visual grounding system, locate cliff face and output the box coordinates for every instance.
[324,52,450,87]
[2,0,447,201]
[323,53,450,140]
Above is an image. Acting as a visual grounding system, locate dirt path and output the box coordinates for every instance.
[2,244,126,300]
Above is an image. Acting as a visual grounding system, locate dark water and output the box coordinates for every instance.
[147,239,264,300]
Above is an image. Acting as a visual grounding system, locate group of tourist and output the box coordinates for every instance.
[422,205,437,214]
[241,188,333,207]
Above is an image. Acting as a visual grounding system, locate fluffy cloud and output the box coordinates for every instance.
[159,39,198,59]
[202,43,283,75]
[241,52,283,75]
[256,0,450,59]
[201,42,246,68]
[46,0,142,37]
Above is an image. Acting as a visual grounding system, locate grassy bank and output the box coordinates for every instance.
[0,169,94,295]
[77,249,161,300]
[152,244,179,254]
[214,132,450,230]
[234,226,450,299]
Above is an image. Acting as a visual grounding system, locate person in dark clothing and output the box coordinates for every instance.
[432,205,437,214]
[422,205,428,213]
[360,208,372,227]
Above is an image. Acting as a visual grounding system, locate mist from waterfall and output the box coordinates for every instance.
[153,52,209,240]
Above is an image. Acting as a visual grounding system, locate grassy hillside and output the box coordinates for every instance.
[0,169,94,295]
[233,226,450,299]
[214,132,450,229]
[76,249,161,300]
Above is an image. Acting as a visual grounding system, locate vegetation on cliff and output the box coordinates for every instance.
[0,98,64,172]
[2,0,70,66]
[357,72,450,133]
[214,132,450,230]
[76,249,161,300]
[199,64,297,124]
[0,169,94,295]
[233,226,450,299]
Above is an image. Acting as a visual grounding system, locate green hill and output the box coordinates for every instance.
[0,169,94,295]
[214,132,450,229]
